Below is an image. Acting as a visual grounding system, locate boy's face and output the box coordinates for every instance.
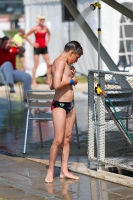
[68,51,81,65]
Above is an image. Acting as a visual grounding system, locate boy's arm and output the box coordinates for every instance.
[53,60,68,90]
[49,78,54,90]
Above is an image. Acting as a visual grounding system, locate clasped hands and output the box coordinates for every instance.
[70,66,78,86]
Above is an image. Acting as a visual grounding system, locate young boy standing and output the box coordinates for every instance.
[45,41,83,183]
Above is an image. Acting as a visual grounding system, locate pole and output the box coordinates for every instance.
[98,2,101,83]
[62,0,131,89]
[68,20,71,41]
[61,0,119,72]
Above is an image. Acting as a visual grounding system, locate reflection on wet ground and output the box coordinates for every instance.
[1,154,133,200]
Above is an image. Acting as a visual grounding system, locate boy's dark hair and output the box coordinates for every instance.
[64,41,83,55]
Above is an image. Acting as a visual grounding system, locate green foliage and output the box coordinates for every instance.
[36,76,88,84]
[36,77,47,84]
[77,76,88,83]
[16,56,23,69]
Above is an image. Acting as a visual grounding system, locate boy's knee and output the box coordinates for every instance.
[64,135,72,144]
[53,139,63,147]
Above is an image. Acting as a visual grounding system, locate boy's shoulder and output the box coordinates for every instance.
[54,57,66,66]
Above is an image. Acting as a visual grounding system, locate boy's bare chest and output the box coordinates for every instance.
[64,66,71,77]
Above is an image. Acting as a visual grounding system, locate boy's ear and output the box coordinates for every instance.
[69,50,75,56]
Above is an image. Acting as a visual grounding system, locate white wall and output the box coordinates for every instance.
[24,1,64,70]
[23,0,98,74]
[0,22,10,30]
[0,15,11,30]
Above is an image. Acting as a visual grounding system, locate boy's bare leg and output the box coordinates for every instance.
[45,108,66,183]
[60,107,80,180]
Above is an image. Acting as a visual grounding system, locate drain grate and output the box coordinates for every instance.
[0,177,61,200]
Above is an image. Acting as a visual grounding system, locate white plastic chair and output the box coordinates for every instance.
[23,90,80,154]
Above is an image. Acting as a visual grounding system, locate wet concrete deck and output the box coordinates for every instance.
[1,154,133,200]
[0,83,133,199]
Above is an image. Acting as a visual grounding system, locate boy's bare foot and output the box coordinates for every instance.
[45,171,54,183]
[60,173,65,179]
[60,172,80,180]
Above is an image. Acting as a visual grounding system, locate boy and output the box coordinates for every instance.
[45,41,83,183]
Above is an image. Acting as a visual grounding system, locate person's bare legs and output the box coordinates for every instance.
[32,54,39,87]
[45,108,66,183]
[60,107,80,180]
[42,53,51,84]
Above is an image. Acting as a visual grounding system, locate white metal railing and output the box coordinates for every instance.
[88,70,133,172]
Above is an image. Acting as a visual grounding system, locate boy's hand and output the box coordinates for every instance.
[70,66,76,78]
[72,77,78,85]
[49,78,54,90]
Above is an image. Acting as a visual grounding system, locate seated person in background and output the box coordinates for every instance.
[13,29,26,71]
[0,36,32,102]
